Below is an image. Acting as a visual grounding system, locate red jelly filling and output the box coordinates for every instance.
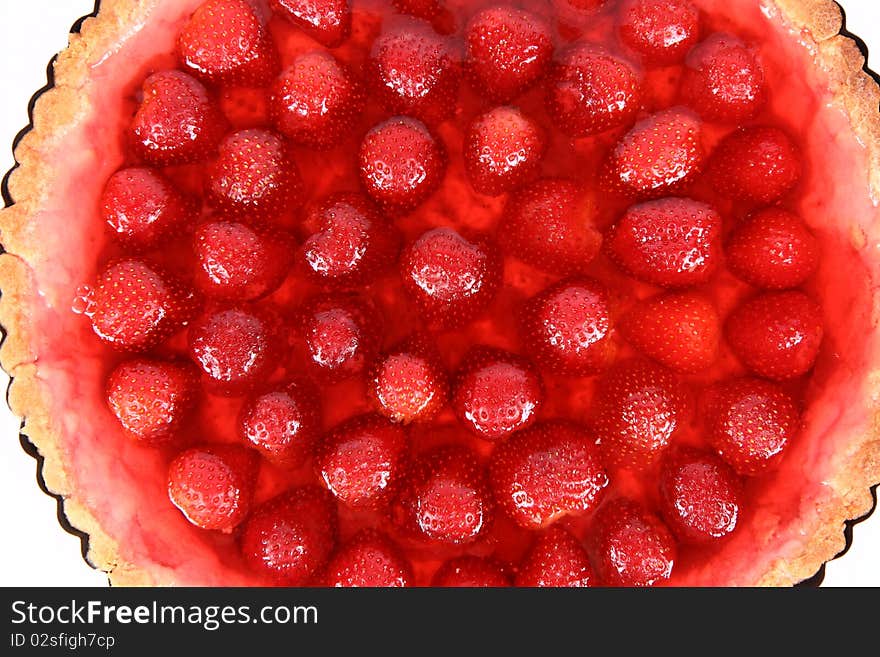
[11,0,878,586]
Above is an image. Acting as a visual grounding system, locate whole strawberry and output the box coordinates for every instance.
[464,6,553,102]
[707,126,802,204]
[725,208,819,289]
[188,306,281,395]
[168,445,259,532]
[725,291,823,380]
[131,70,227,165]
[193,221,295,301]
[240,486,338,585]
[703,378,800,475]
[594,360,689,469]
[618,0,700,66]
[393,444,493,545]
[489,421,608,528]
[300,294,381,383]
[101,168,190,250]
[592,498,677,587]
[300,193,400,288]
[546,44,642,137]
[452,347,544,441]
[659,447,743,543]
[359,117,447,211]
[366,18,460,125]
[315,413,409,509]
[603,108,704,198]
[620,291,720,372]
[464,106,546,196]
[681,33,765,122]
[206,128,302,218]
[400,227,502,328]
[369,337,448,424]
[521,277,617,375]
[499,178,602,275]
[238,378,320,467]
[106,358,199,445]
[270,51,364,148]
[177,0,279,87]
[606,197,722,288]
[85,259,199,351]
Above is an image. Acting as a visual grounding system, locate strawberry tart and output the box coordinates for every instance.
[1,0,878,586]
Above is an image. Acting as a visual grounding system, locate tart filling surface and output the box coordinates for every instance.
[0,0,878,586]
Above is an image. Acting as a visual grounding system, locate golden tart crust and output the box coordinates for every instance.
[1,0,879,586]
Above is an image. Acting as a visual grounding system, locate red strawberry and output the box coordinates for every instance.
[131,70,227,165]
[101,167,190,249]
[489,421,608,529]
[602,107,704,198]
[400,227,502,328]
[301,193,400,288]
[324,530,413,587]
[393,444,493,544]
[269,51,364,148]
[167,445,259,532]
[464,6,553,102]
[725,291,823,380]
[605,197,721,288]
[366,18,460,124]
[240,486,338,585]
[704,378,799,475]
[206,128,302,217]
[546,44,642,137]
[431,556,511,587]
[707,126,802,203]
[618,0,700,66]
[269,0,351,48]
[452,347,544,441]
[464,106,546,196]
[301,294,381,382]
[315,413,409,508]
[369,338,448,424]
[85,259,199,351]
[500,178,602,275]
[620,291,720,372]
[106,358,199,445]
[177,0,278,87]
[193,221,295,301]
[522,277,616,375]
[188,306,281,395]
[659,447,743,543]
[681,33,765,123]
[515,526,594,587]
[238,378,320,467]
[726,208,819,290]
[358,116,447,211]
[594,360,688,469]
[592,498,676,587]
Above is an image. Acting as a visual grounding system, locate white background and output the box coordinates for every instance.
[0,0,878,587]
